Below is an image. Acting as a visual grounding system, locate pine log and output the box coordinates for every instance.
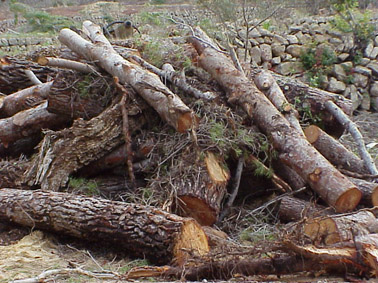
[0,81,52,118]
[348,177,378,206]
[58,21,195,133]
[304,125,369,174]
[0,56,56,94]
[301,210,378,245]
[0,188,209,265]
[0,159,29,189]
[24,103,146,190]
[0,102,70,148]
[190,28,361,212]
[37,56,99,73]
[278,196,333,223]
[173,151,230,226]
[273,161,307,190]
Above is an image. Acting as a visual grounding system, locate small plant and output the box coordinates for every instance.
[68,177,99,196]
[150,0,166,4]
[140,41,165,67]
[138,11,163,26]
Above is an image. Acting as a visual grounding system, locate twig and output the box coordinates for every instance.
[247,6,281,33]
[324,100,378,175]
[218,155,244,223]
[37,56,100,74]
[24,69,42,85]
[113,76,136,184]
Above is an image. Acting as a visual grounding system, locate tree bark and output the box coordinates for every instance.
[37,56,99,73]
[0,188,209,265]
[304,125,369,174]
[24,103,146,190]
[348,177,378,206]
[190,28,361,213]
[58,21,196,133]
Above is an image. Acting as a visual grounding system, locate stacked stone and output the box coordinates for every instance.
[238,15,378,112]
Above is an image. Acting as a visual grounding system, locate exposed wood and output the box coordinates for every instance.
[24,102,146,190]
[58,21,196,132]
[304,125,369,174]
[0,56,56,95]
[37,56,99,73]
[174,151,230,226]
[25,69,43,85]
[253,69,303,136]
[0,102,69,148]
[348,177,378,206]
[0,81,52,118]
[278,196,333,223]
[0,188,209,265]
[190,27,361,213]
[273,161,307,191]
[325,100,378,175]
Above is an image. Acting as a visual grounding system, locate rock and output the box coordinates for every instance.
[375,35,378,47]
[343,85,362,111]
[287,34,299,44]
[274,62,302,76]
[260,44,272,62]
[327,29,343,38]
[367,47,378,59]
[7,38,18,46]
[359,58,370,66]
[289,26,302,33]
[272,34,288,45]
[259,28,273,37]
[264,36,272,44]
[360,93,370,111]
[342,34,354,52]
[371,97,378,112]
[314,34,327,43]
[256,37,265,44]
[370,82,378,97]
[364,41,374,58]
[328,77,346,93]
[329,37,343,45]
[0,38,8,47]
[271,56,281,65]
[354,66,372,77]
[286,45,304,58]
[353,73,369,88]
[367,61,378,76]
[338,53,349,61]
[249,38,259,47]
[249,28,261,38]
[332,64,347,81]
[250,46,262,65]
[341,61,353,70]
[271,43,285,57]
[262,61,272,70]
[295,31,306,44]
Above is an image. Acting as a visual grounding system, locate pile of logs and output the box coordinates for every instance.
[1,20,378,281]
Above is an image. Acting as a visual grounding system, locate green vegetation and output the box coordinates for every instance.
[150,0,166,4]
[140,41,165,67]
[118,259,150,274]
[68,177,100,196]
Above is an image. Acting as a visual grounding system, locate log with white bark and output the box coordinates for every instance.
[0,81,52,118]
[0,188,209,265]
[58,21,196,133]
[304,125,369,174]
[190,27,361,213]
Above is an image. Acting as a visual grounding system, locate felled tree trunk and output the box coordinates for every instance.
[58,21,196,133]
[173,151,230,226]
[304,125,368,174]
[0,188,209,265]
[24,103,146,190]
[190,28,361,213]
[0,56,56,94]
[349,177,378,206]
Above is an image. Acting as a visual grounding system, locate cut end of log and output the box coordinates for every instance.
[173,218,209,266]
[304,218,339,245]
[334,187,361,212]
[37,56,49,66]
[177,196,217,226]
[205,152,230,185]
[372,187,378,207]
[304,125,321,144]
[177,112,197,133]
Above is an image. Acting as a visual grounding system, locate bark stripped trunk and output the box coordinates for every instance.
[58,21,196,133]
[190,28,361,212]
[0,188,209,265]
[24,103,146,190]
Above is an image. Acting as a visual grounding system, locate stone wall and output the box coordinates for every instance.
[239,15,378,112]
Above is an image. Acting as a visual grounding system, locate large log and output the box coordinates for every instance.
[24,102,146,190]
[58,21,196,133]
[0,188,209,265]
[190,28,361,212]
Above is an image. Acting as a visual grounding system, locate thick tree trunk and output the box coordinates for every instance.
[24,103,146,190]
[58,21,196,133]
[190,28,361,213]
[0,56,56,95]
[0,188,209,265]
[0,159,29,189]
[0,102,69,148]
[304,125,368,174]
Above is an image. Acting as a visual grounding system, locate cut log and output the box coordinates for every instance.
[37,56,99,73]
[173,151,230,226]
[0,81,52,118]
[58,21,196,133]
[0,56,56,95]
[0,159,29,189]
[301,210,378,245]
[0,135,41,158]
[273,161,307,190]
[304,125,369,174]
[24,102,146,190]
[278,196,333,223]
[190,27,361,212]
[0,102,70,148]
[0,188,209,265]
[348,177,378,206]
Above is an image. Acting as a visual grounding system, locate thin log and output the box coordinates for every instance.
[348,177,378,206]
[25,69,43,85]
[304,125,369,174]
[190,27,361,212]
[325,100,378,175]
[24,103,146,190]
[58,21,195,132]
[0,188,209,265]
[0,101,69,148]
[273,161,307,191]
[37,56,99,73]
[0,81,52,118]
